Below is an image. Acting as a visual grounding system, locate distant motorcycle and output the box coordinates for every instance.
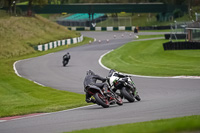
[63,58,69,66]
[62,53,70,67]
[85,84,123,108]
[107,69,141,102]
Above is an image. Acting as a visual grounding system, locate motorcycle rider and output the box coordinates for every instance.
[63,52,71,65]
[84,70,108,103]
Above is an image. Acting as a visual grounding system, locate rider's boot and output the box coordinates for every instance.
[86,98,96,103]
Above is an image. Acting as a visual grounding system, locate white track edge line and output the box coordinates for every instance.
[13,60,46,86]
[0,105,95,123]
[13,61,22,77]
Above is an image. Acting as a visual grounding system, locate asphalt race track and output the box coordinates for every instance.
[0,31,200,133]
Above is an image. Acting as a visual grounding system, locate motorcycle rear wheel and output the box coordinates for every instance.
[94,93,110,108]
[121,87,135,102]
[115,94,123,105]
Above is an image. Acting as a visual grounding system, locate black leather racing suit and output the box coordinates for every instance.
[63,53,70,63]
[84,70,108,103]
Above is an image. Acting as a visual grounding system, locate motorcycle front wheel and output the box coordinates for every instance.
[135,94,141,101]
[63,60,68,67]
[121,87,135,102]
[94,93,110,108]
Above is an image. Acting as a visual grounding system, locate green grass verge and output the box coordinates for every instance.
[102,39,200,76]
[66,115,200,133]
[0,37,93,118]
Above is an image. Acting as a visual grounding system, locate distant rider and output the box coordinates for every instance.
[83,70,108,103]
[63,52,71,65]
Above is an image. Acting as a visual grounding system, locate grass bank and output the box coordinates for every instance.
[66,115,200,133]
[102,39,200,76]
[0,12,93,117]
[0,12,79,59]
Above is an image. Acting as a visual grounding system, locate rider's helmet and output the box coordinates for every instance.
[108,69,115,77]
[86,70,95,75]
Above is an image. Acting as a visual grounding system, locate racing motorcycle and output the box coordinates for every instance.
[85,84,123,108]
[107,69,141,102]
[63,59,68,66]
[62,55,70,67]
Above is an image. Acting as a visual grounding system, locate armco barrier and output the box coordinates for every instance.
[35,35,83,51]
[163,41,200,50]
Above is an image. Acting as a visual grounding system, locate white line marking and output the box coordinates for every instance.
[33,81,45,87]
[0,105,96,123]
[49,105,95,114]
[13,60,22,77]
[0,120,6,123]
[98,50,113,71]
[13,60,46,86]
[0,113,50,123]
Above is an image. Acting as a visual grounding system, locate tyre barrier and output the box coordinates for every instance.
[163,41,200,50]
[34,35,83,51]
[164,33,187,40]
[139,25,171,30]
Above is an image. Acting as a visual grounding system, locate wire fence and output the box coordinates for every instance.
[95,17,132,27]
[169,21,200,42]
[171,22,191,34]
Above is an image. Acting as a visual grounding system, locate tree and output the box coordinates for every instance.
[27,0,48,16]
[0,0,5,8]
[3,0,16,15]
[7,0,13,14]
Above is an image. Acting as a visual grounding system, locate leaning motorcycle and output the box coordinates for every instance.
[62,56,69,67]
[107,69,141,102]
[85,84,123,108]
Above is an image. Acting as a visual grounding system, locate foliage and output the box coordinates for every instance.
[173,9,184,19]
